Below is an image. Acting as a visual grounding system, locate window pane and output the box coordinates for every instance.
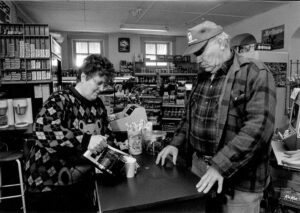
[157,62,167,66]
[76,42,88,54]
[157,44,167,55]
[145,55,156,61]
[146,43,156,54]
[89,42,101,54]
[76,54,87,67]
[145,62,157,66]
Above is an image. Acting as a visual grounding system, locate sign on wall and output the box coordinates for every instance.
[0,1,10,23]
[262,25,284,50]
[118,38,130,53]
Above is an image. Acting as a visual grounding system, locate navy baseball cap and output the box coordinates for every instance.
[184,21,223,55]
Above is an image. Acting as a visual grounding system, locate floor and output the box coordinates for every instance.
[0,157,98,212]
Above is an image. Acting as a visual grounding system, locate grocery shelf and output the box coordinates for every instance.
[135,73,197,76]
[26,80,52,84]
[24,57,50,60]
[1,80,27,84]
[162,104,185,108]
[162,117,182,121]
[159,73,197,76]
[164,130,176,133]
[53,76,77,81]
[24,35,49,38]
[1,80,52,84]
[140,95,159,99]
[0,34,23,37]
[27,69,51,71]
[145,108,161,112]
[134,73,157,76]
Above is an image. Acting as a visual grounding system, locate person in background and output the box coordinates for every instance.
[166,76,177,94]
[25,54,115,211]
[156,21,276,213]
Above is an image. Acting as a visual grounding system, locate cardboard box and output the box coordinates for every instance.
[31,71,37,80]
[42,71,47,80]
[35,39,40,57]
[19,40,25,58]
[36,71,42,80]
[35,26,40,36]
[31,60,36,69]
[30,26,35,35]
[30,39,35,58]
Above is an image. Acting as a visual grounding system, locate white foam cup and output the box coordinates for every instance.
[124,156,137,178]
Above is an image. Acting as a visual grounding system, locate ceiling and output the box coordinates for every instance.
[14,0,288,36]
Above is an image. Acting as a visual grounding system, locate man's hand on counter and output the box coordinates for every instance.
[156,145,178,166]
[196,166,224,194]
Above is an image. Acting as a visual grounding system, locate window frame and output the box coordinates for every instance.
[72,39,104,68]
[144,40,172,67]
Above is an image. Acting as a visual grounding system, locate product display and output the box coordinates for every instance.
[130,58,193,131]
[118,60,133,76]
[0,23,51,83]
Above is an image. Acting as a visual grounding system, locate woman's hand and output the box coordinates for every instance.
[88,135,107,154]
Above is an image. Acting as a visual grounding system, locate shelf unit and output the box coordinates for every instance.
[0,23,53,118]
[117,60,133,77]
[162,104,185,108]
[134,59,194,133]
[162,117,182,121]
[0,23,51,84]
[134,59,197,86]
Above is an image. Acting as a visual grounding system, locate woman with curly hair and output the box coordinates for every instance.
[25,54,115,211]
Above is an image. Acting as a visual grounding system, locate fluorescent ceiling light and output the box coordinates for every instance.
[120,24,168,32]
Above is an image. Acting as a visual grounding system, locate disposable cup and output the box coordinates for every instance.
[124,156,137,178]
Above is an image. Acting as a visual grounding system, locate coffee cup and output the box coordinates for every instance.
[124,156,137,178]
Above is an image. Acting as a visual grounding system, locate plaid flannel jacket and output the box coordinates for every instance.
[171,53,276,192]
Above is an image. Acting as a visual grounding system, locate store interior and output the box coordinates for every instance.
[1,1,300,212]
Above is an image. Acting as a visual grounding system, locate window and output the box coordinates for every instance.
[74,40,102,67]
[145,42,170,66]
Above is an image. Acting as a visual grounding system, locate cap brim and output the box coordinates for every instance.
[183,40,208,56]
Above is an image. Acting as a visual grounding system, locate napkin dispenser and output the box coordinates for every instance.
[110,104,147,132]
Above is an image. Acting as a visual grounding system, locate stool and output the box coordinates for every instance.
[0,151,26,213]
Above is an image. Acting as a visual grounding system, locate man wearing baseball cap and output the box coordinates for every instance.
[157,21,276,213]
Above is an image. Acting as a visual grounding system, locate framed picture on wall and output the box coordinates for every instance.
[118,38,130,52]
[262,25,284,50]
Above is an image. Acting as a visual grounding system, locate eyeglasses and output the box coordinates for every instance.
[92,77,107,88]
[194,41,208,57]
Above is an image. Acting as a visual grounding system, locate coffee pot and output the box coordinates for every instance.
[12,98,33,127]
[0,99,9,128]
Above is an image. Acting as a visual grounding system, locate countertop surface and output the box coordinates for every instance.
[96,154,203,212]
[0,124,33,135]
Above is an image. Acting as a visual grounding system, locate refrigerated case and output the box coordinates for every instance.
[241,51,289,130]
